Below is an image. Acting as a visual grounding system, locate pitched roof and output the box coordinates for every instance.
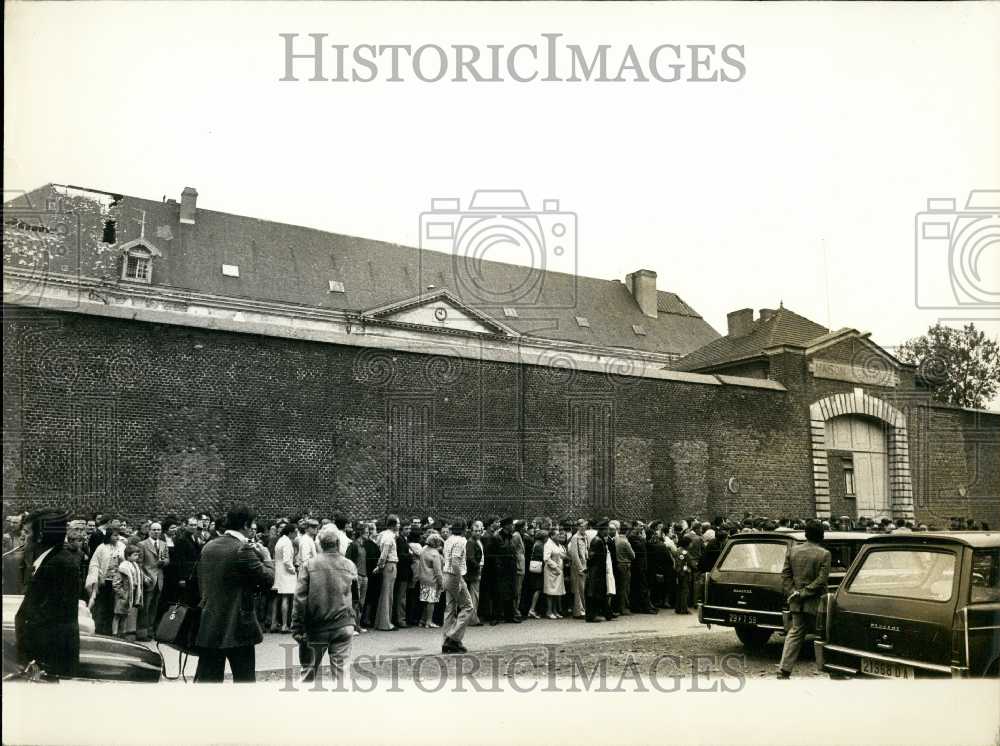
[671,306,830,371]
[3,184,720,357]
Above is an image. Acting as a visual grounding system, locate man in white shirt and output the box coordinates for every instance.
[298,519,319,566]
[442,520,473,653]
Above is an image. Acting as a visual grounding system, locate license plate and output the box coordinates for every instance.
[860,657,913,679]
[727,613,757,625]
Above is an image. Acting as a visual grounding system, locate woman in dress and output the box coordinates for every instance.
[525,529,547,619]
[543,528,566,619]
[417,534,444,628]
[270,522,297,633]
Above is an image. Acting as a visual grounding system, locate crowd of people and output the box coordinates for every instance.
[1,505,991,682]
[3,507,990,639]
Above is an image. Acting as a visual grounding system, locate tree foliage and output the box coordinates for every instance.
[897,323,1000,409]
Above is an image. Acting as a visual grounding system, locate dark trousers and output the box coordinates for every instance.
[675,572,691,612]
[93,581,115,635]
[586,594,609,622]
[194,645,256,683]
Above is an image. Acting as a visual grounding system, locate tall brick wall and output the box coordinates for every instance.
[3,307,996,527]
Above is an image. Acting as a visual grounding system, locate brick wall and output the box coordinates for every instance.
[3,307,996,527]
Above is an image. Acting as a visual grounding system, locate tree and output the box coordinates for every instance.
[897,323,1000,409]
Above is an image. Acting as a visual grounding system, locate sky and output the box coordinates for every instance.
[5,2,1000,358]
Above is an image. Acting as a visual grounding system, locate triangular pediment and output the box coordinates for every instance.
[361,289,519,337]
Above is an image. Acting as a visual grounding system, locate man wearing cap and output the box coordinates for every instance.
[15,509,81,677]
[485,517,521,625]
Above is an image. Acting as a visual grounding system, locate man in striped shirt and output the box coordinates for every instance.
[441,520,473,654]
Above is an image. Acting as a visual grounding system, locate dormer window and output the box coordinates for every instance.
[118,239,162,284]
[121,245,153,283]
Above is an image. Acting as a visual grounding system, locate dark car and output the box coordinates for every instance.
[699,531,871,648]
[2,594,162,682]
[816,532,1000,679]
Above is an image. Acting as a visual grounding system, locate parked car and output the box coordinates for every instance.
[816,532,1000,678]
[698,531,871,648]
[2,594,162,682]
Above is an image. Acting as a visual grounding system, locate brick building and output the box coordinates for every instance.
[3,184,998,526]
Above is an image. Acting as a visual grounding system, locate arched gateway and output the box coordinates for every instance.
[809,389,914,521]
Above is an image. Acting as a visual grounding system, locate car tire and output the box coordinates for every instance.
[735,625,772,649]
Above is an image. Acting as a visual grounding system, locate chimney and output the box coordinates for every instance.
[759,307,777,322]
[727,308,754,337]
[625,269,658,318]
[179,186,198,225]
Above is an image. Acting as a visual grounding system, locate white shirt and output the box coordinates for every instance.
[298,532,317,564]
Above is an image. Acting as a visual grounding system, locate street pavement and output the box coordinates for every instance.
[156,609,723,679]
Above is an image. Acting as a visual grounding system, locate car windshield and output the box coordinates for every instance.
[847,549,956,602]
[718,542,788,573]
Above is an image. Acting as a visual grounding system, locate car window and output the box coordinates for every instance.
[847,549,956,602]
[970,550,1000,604]
[718,542,788,573]
[823,542,855,574]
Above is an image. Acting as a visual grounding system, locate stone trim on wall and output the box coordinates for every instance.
[808,389,914,521]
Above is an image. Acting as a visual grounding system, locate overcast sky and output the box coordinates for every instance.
[5,2,999,356]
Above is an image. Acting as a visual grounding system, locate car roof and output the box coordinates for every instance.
[857,531,1000,549]
[726,531,871,543]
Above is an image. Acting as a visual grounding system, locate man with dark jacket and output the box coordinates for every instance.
[585,520,611,622]
[171,516,202,606]
[15,509,80,678]
[628,522,656,613]
[778,520,832,679]
[194,505,274,683]
[484,517,521,625]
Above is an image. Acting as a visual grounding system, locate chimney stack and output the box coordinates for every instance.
[179,186,198,225]
[759,308,777,322]
[727,308,754,337]
[625,269,658,318]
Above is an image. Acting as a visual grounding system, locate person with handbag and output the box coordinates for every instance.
[525,528,547,619]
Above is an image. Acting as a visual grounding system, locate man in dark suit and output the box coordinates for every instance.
[778,520,832,678]
[585,520,611,622]
[15,509,81,678]
[484,517,521,625]
[194,505,274,683]
[171,515,203,606]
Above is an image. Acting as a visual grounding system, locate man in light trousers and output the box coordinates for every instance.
[441,520,473,654]
[778,520,831,678]
[374,515,399,631]
[568,520,590,619]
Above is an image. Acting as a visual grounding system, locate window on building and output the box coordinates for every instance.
[502,307,519,318]
[121,247,152,283]
[575,316,590,327]
[632,324,646,336]
[843,457,856,497]
[102,219,117,244]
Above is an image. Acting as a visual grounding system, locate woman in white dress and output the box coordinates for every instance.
[543,530,566,620]
[270,523,298,633]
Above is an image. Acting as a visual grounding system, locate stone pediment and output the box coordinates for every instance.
[361,289,519,337]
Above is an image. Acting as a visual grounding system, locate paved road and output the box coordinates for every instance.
[155,611,811,681]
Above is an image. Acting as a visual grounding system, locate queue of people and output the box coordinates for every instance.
[1,504,992,682]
